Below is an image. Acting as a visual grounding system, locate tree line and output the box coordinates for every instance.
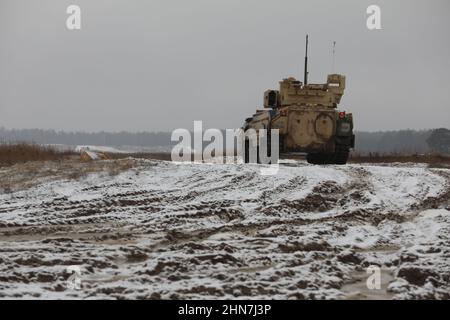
[0,127,448,154]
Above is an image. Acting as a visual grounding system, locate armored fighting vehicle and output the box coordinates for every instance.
[243,36,355,164]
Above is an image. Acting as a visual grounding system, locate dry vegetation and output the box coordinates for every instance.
[0,157,138,194]
[0,143,75,167]
[1,143,448,182]
[0,143,140,193]
[349,152,450,168]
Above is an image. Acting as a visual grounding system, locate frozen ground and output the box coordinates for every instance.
[0,159,449,299]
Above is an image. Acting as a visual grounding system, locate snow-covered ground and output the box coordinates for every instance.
[0,159,449,299]
[56,144,172,154]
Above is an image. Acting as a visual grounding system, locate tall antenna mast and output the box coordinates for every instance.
[304,34,309,85]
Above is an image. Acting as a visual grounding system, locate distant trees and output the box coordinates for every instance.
[427,128,450,154]
[1,127,449,154]
[0,127,173,147]
[354,130,431,154]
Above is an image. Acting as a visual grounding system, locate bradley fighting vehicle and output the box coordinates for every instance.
[243,36,355,164]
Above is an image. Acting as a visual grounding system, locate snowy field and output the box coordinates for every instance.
[0,159,449,299]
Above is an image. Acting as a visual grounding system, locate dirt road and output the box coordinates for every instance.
[0,159,449,299]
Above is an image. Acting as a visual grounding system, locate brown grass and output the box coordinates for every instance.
[0,143,75,167]
[0,157,139,193]
[349,152,450,167]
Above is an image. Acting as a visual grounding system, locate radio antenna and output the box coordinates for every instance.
[304,34,309,85]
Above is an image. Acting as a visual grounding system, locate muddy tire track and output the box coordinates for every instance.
[0,160,449,299]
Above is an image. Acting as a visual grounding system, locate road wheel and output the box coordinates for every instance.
[332,144,350,165]
[306,153,328,165]
[307,145,349,165]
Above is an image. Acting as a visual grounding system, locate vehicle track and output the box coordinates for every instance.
[0,159,449,299]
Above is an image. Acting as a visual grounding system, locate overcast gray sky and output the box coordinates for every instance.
[1,0,449,132]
